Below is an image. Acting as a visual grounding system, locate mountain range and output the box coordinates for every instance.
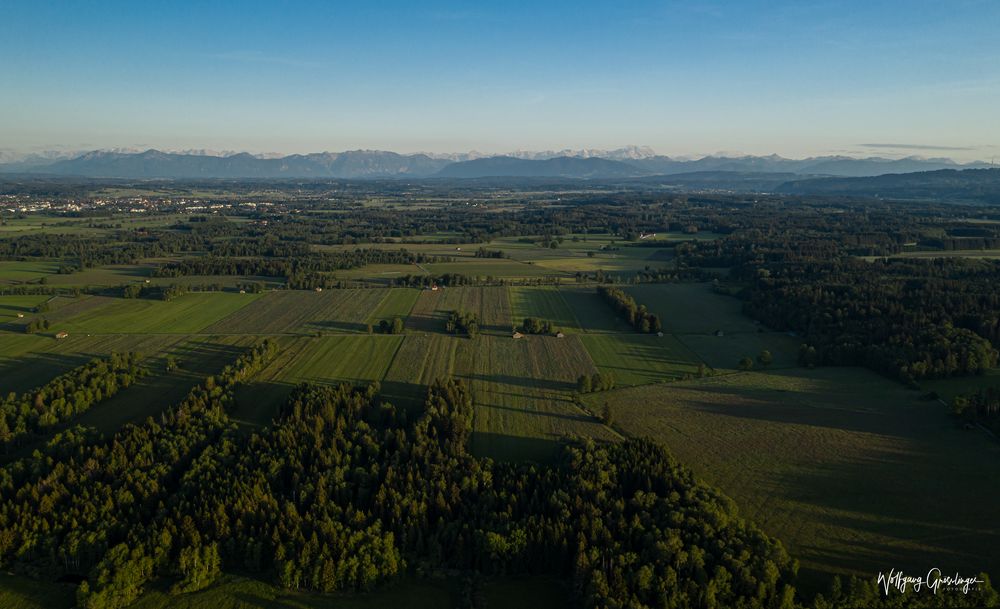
[0,148,992,180]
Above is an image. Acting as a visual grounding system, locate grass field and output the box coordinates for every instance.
[508,286,581,332]
[232,335,403,427]
[0,294,51,320]
[408,286,512,335]
[366,287,421,325]
[627,283,801,369]
[203,289,389,334]
[423,259,559,278]
[55,292,263,334]
[0,259,60,283]
[463,334,616,462]
[381,334,462,411]
[585,367,1000,590]
[558,287,631,333]
[0,332,187,396]
[580,333,703,386]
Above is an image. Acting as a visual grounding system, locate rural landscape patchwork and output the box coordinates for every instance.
[4,1,1000,608]
[1,176,999,609]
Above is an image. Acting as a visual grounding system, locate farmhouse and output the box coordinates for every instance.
[555,332,565,338]
[55,331,69,339]
[512,331,524,339]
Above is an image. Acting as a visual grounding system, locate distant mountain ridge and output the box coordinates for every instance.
[0,147,991,179]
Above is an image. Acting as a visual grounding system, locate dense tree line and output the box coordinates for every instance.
[0,352,146,449]
[596,286,662,334]
[153,250,447,279]
[738,258,1000,382]
[0,340,277,608]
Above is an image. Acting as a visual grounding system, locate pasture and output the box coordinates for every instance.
[0,294,50,321]
[558,287,631,333]
[0,259,59,283]
[231,335,403,427]
[0,332,187,396]
[203,289,388,334]
[56,292,263,334]
[407,286,512,335]
[627,283,801,369]
[366,287,420,324]
[463,334,616,462]
[507,286,581,332]
[585,367,1000,589]
[580,333,703,386]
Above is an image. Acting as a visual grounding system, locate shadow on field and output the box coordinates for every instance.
[306,320,368,333]
[476,401,596,424]
[472,431,563,464]
[0,350,93,395]
[464,372,575,392]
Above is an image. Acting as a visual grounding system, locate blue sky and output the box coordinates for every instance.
[1,0,998,160]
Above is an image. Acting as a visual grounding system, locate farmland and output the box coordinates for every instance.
[2,182,1000,608]
[585,367,1000,590]
[407,286,512,335]
[580,333,703,385]
[54,292,262,334]
[507,286,581,332]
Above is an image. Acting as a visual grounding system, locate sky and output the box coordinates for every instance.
[1,0,999,161]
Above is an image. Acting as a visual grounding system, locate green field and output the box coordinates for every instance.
[0,259,60,283]
[0,294,51,320]
[381,333,462,410]
[54,292,262,334]
[463,334,616,462]
[580,333,703,385]
[627,283,801,369]
[507,286,581,332]
[584,367,1000,589]
[366,287,421,324]
[203,289,389,334]
[408,286,512,335]
[232,335,404,427]
[558,287,631,333]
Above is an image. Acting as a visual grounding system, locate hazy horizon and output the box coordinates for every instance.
[3,1,999,162]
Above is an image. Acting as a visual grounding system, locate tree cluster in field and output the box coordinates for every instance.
[23,317,50,334]
[0,352,146,449]
[520,317,556,335]
[596,286,662,334]
[576,372,616,393]
[372,317,405,335]
[474,248,507,258]
[951,386,1000,435]
[446,310,479,337]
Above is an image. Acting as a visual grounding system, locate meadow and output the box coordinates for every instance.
[407,286,512,335]
[202,289,388,334]
[584,367,1000,590]
[580,333,703,385]
[507,285,581,332]
[55,292,263,334]
[626,283,801,369]
[462,334,617,462]
[231,335,404,427]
